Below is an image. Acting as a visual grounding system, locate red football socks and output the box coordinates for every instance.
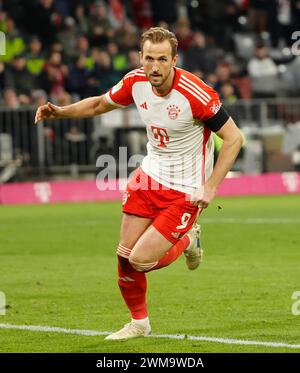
[117,235,190,319]
[150,235,190,271]
[117,256,148,319]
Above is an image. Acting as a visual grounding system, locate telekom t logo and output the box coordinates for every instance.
[150,126,169,148]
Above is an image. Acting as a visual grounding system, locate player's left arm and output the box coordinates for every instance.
[192,117,243,208]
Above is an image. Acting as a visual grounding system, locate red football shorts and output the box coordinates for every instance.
[122,167,200,244]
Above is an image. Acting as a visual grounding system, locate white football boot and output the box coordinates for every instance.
[183,224,203,270]
[105,319,151,340]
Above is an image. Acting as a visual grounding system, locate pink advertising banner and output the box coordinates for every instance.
[217,172,300,196]
[0,180,122,205]
[0,173,299,205]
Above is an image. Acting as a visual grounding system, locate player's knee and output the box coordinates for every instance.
[128,254,157,272]
[128,254,143,271]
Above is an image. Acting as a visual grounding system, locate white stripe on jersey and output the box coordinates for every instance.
[178,82,208,106]
[104,92,126,108]
[124,73,146,80]
[125,69,144,76]
[124,69,146,79]
[180,74,211,101]
[178,78,210,104]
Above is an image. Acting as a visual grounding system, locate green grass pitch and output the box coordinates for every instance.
[0,195,299,353]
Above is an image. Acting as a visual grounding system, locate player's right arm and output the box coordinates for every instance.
[34,95,117,124]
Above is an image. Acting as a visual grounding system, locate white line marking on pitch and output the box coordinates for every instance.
[0,323,300,349]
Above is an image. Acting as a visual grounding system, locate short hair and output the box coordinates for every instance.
[140,27,178,57]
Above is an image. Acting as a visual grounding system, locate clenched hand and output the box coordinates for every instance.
[189,184,217,209]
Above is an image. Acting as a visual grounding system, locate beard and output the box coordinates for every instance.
[148,68,172,87]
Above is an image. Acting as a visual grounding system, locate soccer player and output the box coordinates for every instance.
[35,27,243,340]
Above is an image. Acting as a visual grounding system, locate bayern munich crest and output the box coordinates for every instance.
[167,104,181,120]
[122,191,130,206]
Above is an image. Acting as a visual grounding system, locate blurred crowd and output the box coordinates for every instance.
[0,0,300,109]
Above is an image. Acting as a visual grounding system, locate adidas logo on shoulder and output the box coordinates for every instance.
[140,102,148,110]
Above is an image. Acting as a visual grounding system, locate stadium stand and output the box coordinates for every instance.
[0,0,300,180]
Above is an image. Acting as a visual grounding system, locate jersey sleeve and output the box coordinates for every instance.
[193,84,230,132]
[105,75,134,108]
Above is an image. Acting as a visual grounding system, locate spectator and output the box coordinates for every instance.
[107,41,128,73]
[39,52,68,98]
[175,18,194,53]
[2,87,20,109]
[183,31,217,75]
[248,0,269,34]
[74,4,89,35]
[114,20,139,52]
[89,0,112,29]
[127,50,141,71]
[55,89,72,106]
[247,43,278,98]
[220,82,240,103]
[109,0,126,28]
[88,49,117,95]
[27,0,62,47]
[31,89,48,107]
[215,1,245,50]
[76,36,94,71]
[1,0,25,28]
[25,36,45,76]
[131,0,153,30]
[66,55,90,98]
[88,0,112,47]
[214,62,241,98]
[57,17,78,61]
[0,0,298,113]
[5,54,36,101]
[76,35,90,57]
[49,40,64,55]
[0,16,25,63]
